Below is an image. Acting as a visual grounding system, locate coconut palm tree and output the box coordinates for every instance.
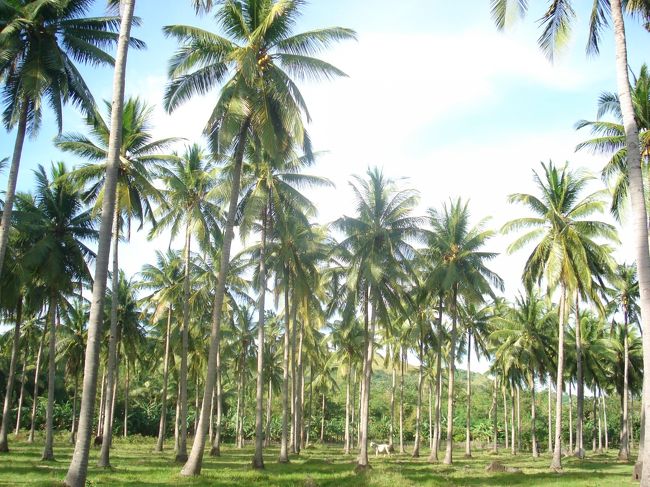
[503,161,617,469]
[164,0,354,473]
[490,2,650,476]
[150,144,220,462]
[335,167,421,469]
[66,2,140,484]
[15,162,96,460]
[424,199,503,465]
[0,0,133,286]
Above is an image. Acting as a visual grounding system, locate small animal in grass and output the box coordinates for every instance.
[370,441,393,456]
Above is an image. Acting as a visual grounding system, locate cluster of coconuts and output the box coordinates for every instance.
[257,52,272,71]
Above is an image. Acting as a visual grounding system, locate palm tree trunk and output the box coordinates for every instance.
[279,273,291,463]
[235,366,243,448]
[174,383,180,453]
[15,358,27,436]
[620,315,630,460]
[194,377,199,435]
[28,324,47,444]
[252,203,268,469]
[0,297,23,452]
[345,364,351,454]
[569,383,573,453]
[156,307,173,452]
[123,363,129,438]
[180,116,251,476]
[297,322,305,452]
[400,346,405,454]
[390,352,395,448]
[97,370,106,438]
[603,392,609,451]
[98,202,121,468]
[290,301,297,454]
[64,2,135,483]
[465,328,472,458]
[265,379,272,448]
[598,389,603,453]
[531,373,539,458]
[351,372,357,450]
[504,388,509,450]
[608,0,650,481]
[429,380,433,451]
[320,393,326,442]
[42,294,58,461]
[413,338,423,458]
[575,295,584,458]
[71,373,79,444]
[306,367,312,447]
[548,373,553,453]
[550,286,567,470]
[429,299,443,464]
[510,387,515,455]
[443,286,459,465]
[592,397,598,452]
[516,385,521,453]
[356,293,376,469]
[210,334,222,457]
[492,376,498,454]
[0,102,28,283]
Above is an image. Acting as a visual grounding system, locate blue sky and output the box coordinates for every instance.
[2,0,649,336]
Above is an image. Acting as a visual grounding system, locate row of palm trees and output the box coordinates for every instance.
[1,0,650,485]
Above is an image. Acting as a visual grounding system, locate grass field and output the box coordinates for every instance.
[0,435,641,486]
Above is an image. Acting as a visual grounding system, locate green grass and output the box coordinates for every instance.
[0,435,641,486]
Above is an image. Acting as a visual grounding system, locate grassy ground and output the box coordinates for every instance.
[0,434,641,486]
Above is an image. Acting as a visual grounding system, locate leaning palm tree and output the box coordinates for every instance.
[0,0,133,286]
[502,161,617,470]
[335,167,421,470]
[15,162,96,461]
[424,199,503,465]
[57,96,176,467]
[164,0,355,474]
[65,2,140,485]
[150,144,220,462]
[490,2,650,476]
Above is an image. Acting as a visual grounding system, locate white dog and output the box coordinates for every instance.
[370,441,392,456]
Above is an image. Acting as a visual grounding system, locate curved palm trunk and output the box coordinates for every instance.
[180,117,250,476]
[156,307,173,452]
[98,203,121,467]
[550,286,567,470]
[443,287,458,465]
[413,338,424,457]
[174,221,192,463]
[0,297,23,452]
[429,300,443,463]
[64,2,135,483]
[465,329,472,457]
[575,296,584,459]
[531,373,539,458]
[619,317,630,461]
[279,273,291,463]
[252,204,268,469]
[0,102,28,283]
[42,295,57,461]
[210,352,222,457]
[15,358,27,436]
[356,294,375,469]
[606,0,650,482]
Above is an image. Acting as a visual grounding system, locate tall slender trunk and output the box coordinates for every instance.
[390,351,395,448]
[603,392,609,451]
[607,0,650,482]
[98,202,121,467]
[356,292,375,469]
[0,102,28,282]
[569,383,574,453]
[465,328,472,457]
[306,366,312,447]
[351,371,357,450]
[547,373,553,453]
[290,299,297,453]
[413,336,423,457]
[492,376,498,454]
[15,358,27,436]
[504,388,509,450]
[210,325,222,458]
[400,345,405,454]
[592,397,598,452]
[265,379,272,448]
[429,380,433,451]
[344,364,351,454]
[180,116,251,476]
[510,386,515,455]
[156,307,173,452]
[0,297,23,452]
[550,285,567,470]
[279,273,291,463]
[252,203,268,469]
[320,393,325,442]
[97,370,106,438]
[194,377,199,435]
[123,363,129,438]
[429,298,443,463]
[235,363,243,448]
[174,383,180,453]
[443,286,458,465]
[41,294,57,461]
[71,373,79,444]
[531,373,539,458]
[29,324,47,444]
[620,314,630,460]
[598,389,603,453]
[64,3,135,484]
[575,295,584,458]
[516,385,521,453]
[297,322,305,451]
